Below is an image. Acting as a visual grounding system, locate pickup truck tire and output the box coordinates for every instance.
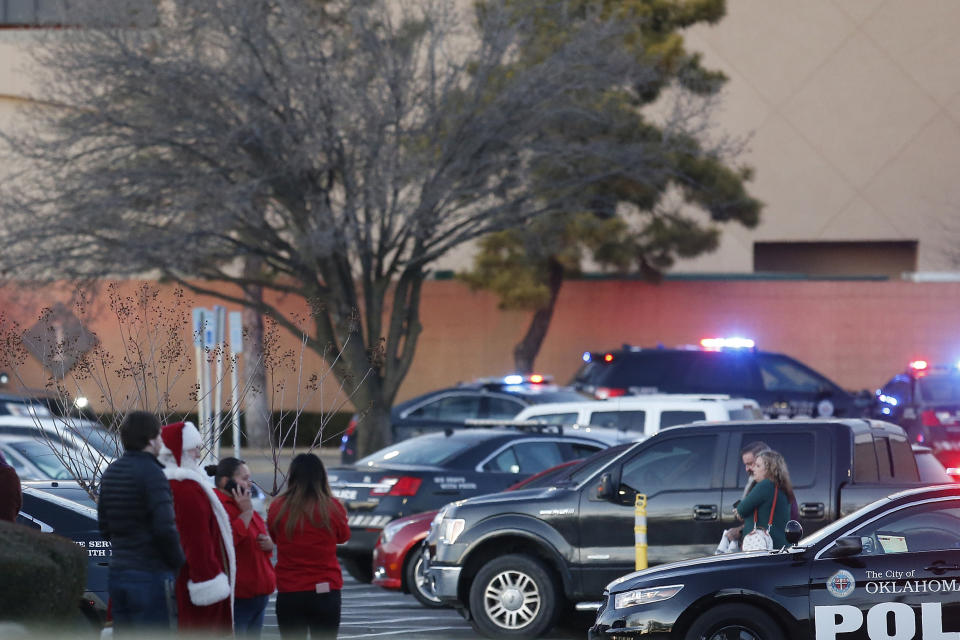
[405,543,445,608]
[468,553,559,638]
[684,603,781,640]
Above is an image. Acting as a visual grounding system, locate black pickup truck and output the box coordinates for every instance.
[426,419,946,638]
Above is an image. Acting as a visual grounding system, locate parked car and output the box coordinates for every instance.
[874,360,960,465]
[331,425,618,583]
[339,374,587,463]
[16,484,107,628]
[0,415,118,472]
[513,394,762,439]
[0,436,101,482]
[591,484,960,640]
[371,457,590,607]
[572,337,872,419]
[426,418,935,638]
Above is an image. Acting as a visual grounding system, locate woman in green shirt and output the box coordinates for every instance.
[735,450,793,549]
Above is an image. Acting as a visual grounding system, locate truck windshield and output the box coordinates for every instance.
[918,375,960,404]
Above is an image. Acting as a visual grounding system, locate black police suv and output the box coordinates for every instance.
[339,375,588,463]
[17,483,108,627]
[874,360,960,462]
[330,425,617,583]
[591,484,960,640]
[573,338,871,419]
[426,419,937,638]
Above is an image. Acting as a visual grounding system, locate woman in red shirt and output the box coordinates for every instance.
[267,453,349,640]
[209,457,276,638]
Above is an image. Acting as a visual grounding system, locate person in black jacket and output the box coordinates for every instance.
[98,411,185,636]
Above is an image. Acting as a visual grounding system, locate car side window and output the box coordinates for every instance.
[738,432,817,487]
[590,410,645,431]
[682,353,758,393]
[408,395,482,420]
[485,396,526,420]
[564,442,604,460]
[483,441,565,474]
[757,355,830,393]
[620,436,717,496]
[529,412,579,425]
[855,502,960,554]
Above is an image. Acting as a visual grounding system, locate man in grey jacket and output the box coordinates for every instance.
[98,411,185,635]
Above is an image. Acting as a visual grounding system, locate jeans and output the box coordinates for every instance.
[235,594,270,638]
[276,590,341,640]
[108,568,176,636]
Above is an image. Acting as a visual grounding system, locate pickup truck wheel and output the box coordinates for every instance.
[468,554,559,638]
[405,543,445,608]
[685,603,781,640]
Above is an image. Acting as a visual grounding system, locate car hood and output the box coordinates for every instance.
[455,485,567,509]
[606,548,806,592]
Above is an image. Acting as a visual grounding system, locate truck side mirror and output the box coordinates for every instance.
[826,536,863,558]
[595,472,616,501]
[784,520,803,546]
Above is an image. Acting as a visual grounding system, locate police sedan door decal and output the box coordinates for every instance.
[811,500,960,639]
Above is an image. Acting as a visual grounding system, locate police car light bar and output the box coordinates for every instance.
[582,352,592,362]
[909,360,929,371]
[700,337,755,350]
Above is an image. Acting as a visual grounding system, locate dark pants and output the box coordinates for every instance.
[108,568,176,636]
[235,594,270,638]
[276,590,341,640]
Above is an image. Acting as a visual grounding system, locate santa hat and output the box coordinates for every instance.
[159,421,203,467]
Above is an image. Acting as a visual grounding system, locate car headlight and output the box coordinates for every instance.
[379,518,409,546]
[614,584,683,610]
[437,517,465,545]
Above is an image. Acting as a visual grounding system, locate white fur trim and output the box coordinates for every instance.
[187,572,230,606]
[181,422,202,451]
[164,465,237,617]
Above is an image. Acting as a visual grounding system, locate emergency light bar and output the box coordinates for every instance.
[700,337,755,350]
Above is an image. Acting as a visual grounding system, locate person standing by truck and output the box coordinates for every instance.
[736,450,793,549]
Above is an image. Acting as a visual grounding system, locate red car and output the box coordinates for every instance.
[371,458,586,607]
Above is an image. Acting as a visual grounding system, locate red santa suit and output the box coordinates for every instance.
[159,421,235,633]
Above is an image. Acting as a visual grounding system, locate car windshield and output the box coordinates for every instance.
[565,442,634,485]
[8,440,90,480]
[356,432,486,467]
[68,422,121,458]
[918,375,960,404]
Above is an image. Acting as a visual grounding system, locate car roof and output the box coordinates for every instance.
[658,417,901,437]
[515,396,758,414]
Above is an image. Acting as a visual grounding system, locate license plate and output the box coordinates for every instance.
[332,488,358,500]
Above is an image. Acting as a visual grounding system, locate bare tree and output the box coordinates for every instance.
[0,0,741,456]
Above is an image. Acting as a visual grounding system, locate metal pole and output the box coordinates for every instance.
[635,493,648,570]
[213,306,225,461]
[229,311,243,460]
[192,308,207,456]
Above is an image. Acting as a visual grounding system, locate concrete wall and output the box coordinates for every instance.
[3,278,959,413]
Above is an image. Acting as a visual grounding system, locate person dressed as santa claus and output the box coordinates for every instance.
[159,421,236,633]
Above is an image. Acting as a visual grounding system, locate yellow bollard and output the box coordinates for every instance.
[635,493,647,570]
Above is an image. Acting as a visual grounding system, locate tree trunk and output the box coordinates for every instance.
[242,258,270,448]
[513,258,565,374]
[356,399,392,458]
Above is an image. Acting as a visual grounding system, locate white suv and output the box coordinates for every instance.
[512,394,762,441]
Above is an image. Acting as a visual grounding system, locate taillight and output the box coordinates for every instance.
[370,476,422,496]
[594,387,626,400]
[921,410,941,427]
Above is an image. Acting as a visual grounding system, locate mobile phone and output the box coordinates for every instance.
[224,479,239,493]
[732,499,742,509]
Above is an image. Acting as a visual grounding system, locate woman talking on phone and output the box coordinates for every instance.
[209,457,276,638]
[268,452,350,640]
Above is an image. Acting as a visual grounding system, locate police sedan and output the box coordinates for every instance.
[590,484,960,640]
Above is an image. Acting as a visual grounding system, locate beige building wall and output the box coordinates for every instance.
[675,0,960,274]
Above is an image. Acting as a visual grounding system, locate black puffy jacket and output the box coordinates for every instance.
[97,450,185,572]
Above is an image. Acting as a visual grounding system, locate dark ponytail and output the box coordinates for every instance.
[206,457,246,489]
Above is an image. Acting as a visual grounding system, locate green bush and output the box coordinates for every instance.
[0,520,86,622]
